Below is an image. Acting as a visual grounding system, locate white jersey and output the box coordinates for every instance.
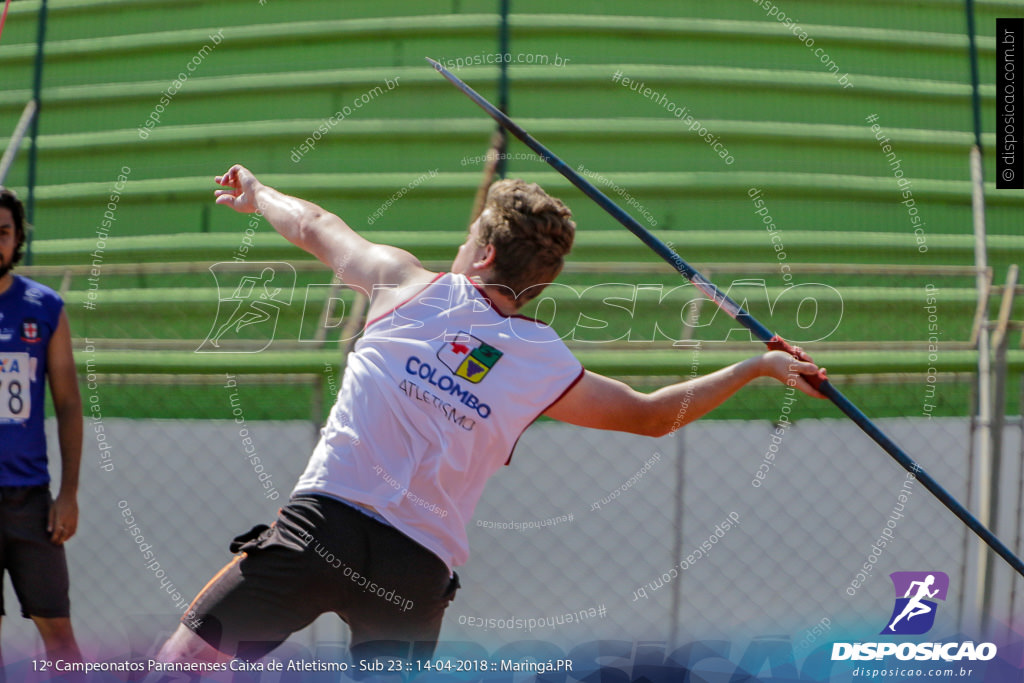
[293,273,584,568]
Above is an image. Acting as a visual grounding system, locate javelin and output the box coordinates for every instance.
[0,0,11,45]
[425,56,1024,579]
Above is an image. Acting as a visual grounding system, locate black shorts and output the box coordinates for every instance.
[183,494,459,663]
[0,485,71,619]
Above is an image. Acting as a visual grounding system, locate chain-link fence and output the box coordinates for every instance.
[4,373,1016,672]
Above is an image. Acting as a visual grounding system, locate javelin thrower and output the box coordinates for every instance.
[155,163,823,670]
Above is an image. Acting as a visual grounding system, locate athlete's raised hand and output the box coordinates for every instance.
[214,164,262,213]
[211,164,432,318]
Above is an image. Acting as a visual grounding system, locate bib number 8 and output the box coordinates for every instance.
[4,380,24,415]
[0,353,31,423]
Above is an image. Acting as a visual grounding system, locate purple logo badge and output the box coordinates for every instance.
[881,571,948,635]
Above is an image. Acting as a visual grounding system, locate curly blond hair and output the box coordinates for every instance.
[476,179,575,304]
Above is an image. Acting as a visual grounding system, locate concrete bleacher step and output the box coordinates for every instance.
[2,0,999,49]
[19,117,991,185]
[14,169,1020,244]
[29,230,1022,268]
[504,63,991,130]
[1,14,996,90]
[1,16,499,88]
[58,284,980,345]
[502,0,999,34]
[0,63,995,136]
[67,347,1024,379]
[0,0,491,45]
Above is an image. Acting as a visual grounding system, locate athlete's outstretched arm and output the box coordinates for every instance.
[544,350,825,437]
[213,164,431,295]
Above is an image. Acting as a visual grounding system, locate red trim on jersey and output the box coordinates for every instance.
[363,272,446,331]
[505,366,586,466]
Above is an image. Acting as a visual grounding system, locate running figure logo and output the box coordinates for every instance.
[197,262,295,353]
[436,332,503,384]
[881,571,949,635]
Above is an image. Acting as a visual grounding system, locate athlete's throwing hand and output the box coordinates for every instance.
[760,349,826,399]
[215,164,262,214]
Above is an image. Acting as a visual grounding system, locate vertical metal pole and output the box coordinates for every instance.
[1010,374,1024,632]
[0,99,38,186]
[970,152,994,636]
[966,0,984,148]
[25,0,49,265]
[988,265,1018,638]
[964,0,994,635]
[669,430,685,650]
[959,374,977,628]
[966,0,998,634]
[495,0,510,179]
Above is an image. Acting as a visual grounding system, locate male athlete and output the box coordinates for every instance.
[0,188,83,666]
[158,164,823,666]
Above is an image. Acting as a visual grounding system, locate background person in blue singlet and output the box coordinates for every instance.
[0,188,83,667]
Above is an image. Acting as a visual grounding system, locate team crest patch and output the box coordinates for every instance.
[436,332,503,384]
[21,318,40,343]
